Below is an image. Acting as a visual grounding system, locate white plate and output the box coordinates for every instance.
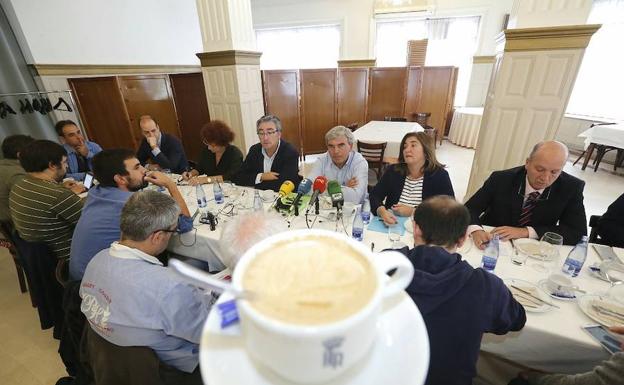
[514,239,557,261]
[504,278,554,313]
[200,292,430,385]
[538,280,578,301]
[578,294,624,328]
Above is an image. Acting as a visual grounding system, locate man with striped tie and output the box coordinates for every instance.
[465,141,587,249]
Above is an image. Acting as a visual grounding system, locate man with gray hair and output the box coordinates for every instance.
[80,191,209,380]
[465,140,587,248]
[307,125,369,203]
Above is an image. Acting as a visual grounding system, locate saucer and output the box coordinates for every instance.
[538,280,577,301]
[200,292,430,385]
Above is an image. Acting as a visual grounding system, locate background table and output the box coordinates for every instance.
[448,107,483,149]
[353,121,422,162]
[169,183,617,375]
[577,123,624,171]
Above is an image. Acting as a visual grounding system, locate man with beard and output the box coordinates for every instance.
[69,149,192,280]
[9,140,84,260]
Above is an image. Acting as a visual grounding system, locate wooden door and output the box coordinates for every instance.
[403,66,424,121]
[300,69,337,155]
[262,70,302,153]
[69,77,134,150]
[118,75,181,149]
[337,68,368,128]
[366,67,408,122]
[418,67,458,141]
[169,72,210,162]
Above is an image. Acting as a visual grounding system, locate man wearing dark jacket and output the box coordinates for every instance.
[136,115,189,174]
[399,196,526,385]
[466,141,587,248]
[597,193,624,248]
[233,114,301,191]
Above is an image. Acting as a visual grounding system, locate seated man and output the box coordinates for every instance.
[596,193,624,248]
[306,125,368,203]
[0,134,34,224]
[55,120,102,181]
[69,149,193,280]
[398,195,526,385]
[80,191,207,379]
[465,141,587,248]
[9,140,84,260]
[136,115,189,173]
[233,114,301,192]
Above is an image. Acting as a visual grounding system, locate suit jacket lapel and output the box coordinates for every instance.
[511,169,525,226]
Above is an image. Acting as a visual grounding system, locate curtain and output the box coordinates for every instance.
[375,15,481,106]
[566,0,624,121]
[256,24,341,70]
[0,2,56,147]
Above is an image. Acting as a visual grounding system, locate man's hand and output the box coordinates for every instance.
[391,203,414,217]
[182,170,198,181]
[75,139,89,157]
[346,177,358,188]
[63,180,85,195]
[491,226,529,241]
[189,176,208,186]
[378,207,397,225]
[471,230,492,250]
[609,326,624,349]
[147,136,158,149]
[145,171,175,190]
[260,171,279,182]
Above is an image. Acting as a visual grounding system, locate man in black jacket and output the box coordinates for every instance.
[399,196,526,385]
[465,141,587,248]
[136,115,188,174]
[597,193,624,248]
[233,114,301,191]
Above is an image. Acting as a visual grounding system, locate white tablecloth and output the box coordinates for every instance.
[353,121,422,160]
[578,123,624,150]
[448,107,483,149]
[169,184,616,374]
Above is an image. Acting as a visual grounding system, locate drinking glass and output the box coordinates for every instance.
[532,232,563,273]
[388,223,402,248]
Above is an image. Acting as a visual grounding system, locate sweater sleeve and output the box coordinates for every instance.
[528,353,624,385]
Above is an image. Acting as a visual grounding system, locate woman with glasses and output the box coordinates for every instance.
[370,131,454,225]
[182,120,243,185]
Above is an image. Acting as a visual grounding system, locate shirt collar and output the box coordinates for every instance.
[524,176,545,195]
[330,151,354,170]
[109,241,163,266]
[157,133,162,147]
[63,143,77,154]
[262,140,281,160]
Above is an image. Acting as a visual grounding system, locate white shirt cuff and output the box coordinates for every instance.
[467,224,484,236]
[526,226,538,240]
[151,147,161,157]
[255,173,262,184]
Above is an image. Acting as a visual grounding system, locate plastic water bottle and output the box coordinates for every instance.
[213,182,224,204]
[562,236,588,277]
[196,184,207,210]
[352,208,364,241]
[253,190,263,212]
[480,235,500,273]
[361,195,371,225]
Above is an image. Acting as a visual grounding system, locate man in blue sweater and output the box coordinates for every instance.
[399,195,526,385]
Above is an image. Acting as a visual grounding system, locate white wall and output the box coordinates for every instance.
[4,0,203,65]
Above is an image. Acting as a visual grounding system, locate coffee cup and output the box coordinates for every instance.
[546,274,578,297]
[218,229,415,384]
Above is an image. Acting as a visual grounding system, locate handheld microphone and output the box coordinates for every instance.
[291,178,312,216]
[271,180,295,210]
[327,180,344,212]
[307,176,328,215]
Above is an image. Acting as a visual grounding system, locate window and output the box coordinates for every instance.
[255,24,341,70]
[566,0,624,121]
[375,15,481,106]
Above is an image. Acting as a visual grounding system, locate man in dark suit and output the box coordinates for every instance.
[136,115,188,174]
[233,115,301,192]
[465,141,587,248]
[597,193,624,248]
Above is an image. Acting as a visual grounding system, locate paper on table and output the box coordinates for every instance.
[367,215,409,236]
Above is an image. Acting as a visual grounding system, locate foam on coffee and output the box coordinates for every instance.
[242,235,377,325]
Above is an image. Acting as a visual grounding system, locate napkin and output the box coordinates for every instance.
[367,215,409,236]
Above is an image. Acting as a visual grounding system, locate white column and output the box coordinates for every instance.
[509,0,593,29]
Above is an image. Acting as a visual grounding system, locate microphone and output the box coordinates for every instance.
[327,180,344,212]
[271,180,295,210]
[291,178,312,216]
[307,176,328,215]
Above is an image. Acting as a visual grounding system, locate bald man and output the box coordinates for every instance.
[466,141,587,248]
[136,115,188,174]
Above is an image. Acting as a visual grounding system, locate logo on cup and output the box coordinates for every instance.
[322,337,344,369]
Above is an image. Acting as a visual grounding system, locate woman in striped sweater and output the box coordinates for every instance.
[370,131,455,225]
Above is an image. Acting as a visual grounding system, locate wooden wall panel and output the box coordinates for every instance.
[118,75,181,148]
[262,70,302,152]
[300,69,337,155]
[169,72,210,162]
[337,68,368,128]
[418,67,458,141]
[69,77,134,150]
[403,66,423,120]
[366,67,407,122]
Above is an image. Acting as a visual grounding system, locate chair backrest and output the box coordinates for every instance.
[383,116,407,122]
[413,112,431,126]
[357,141,387,181]
[346,122,359,132]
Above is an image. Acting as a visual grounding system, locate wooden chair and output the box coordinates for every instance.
[0,221,30,298]
[346,122,359,132]
[384,116,407,122]
[357,141,387,186]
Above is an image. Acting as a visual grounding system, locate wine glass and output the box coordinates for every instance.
[532,232,563,273]
[388,223,402,249]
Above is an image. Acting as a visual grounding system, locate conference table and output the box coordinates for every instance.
[353,121,423,162]
[168,182,620,375]
[577,123,624,171]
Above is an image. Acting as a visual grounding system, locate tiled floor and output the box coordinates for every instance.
[1,140,622,384]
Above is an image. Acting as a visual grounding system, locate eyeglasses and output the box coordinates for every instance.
[257,130,278,137]
[153,227,178,235]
